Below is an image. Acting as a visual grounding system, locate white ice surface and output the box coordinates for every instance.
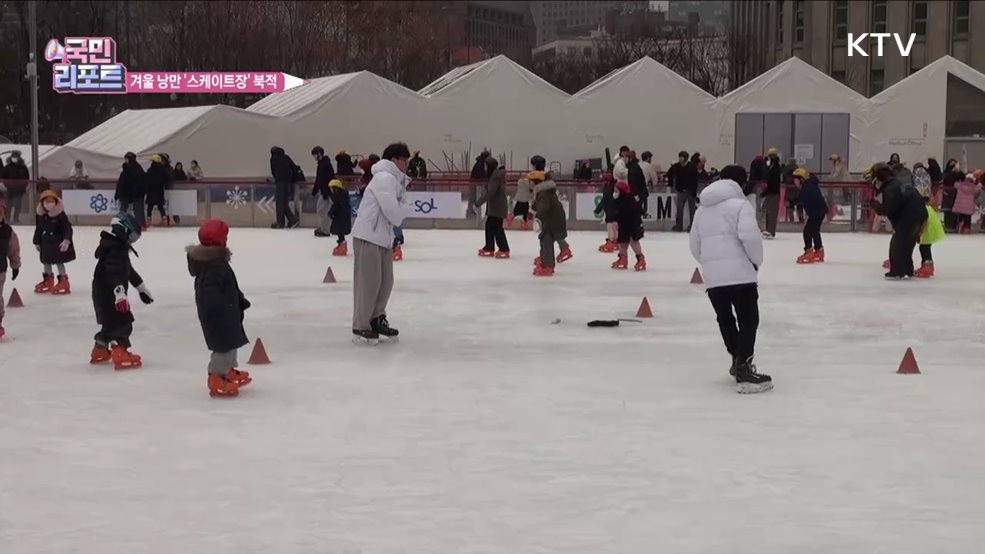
[2,227,985,554]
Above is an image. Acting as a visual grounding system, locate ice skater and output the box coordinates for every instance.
[328,179,352,256]
[311,146,336,238]
[0,191,22,340]
[89,212,154,369]
[689,165,772,393]
[350,142,410,344]
[33,190,76,294]
[186,219,252,397]
[953,173,981,234]
[508,157,540,231]
[869,163,928,280]
[610,180,646,271]
[476,157,510,258]
[531,169,571,277]
[144,154,170,226]
[793,168,828,264]
[595,171,619,253]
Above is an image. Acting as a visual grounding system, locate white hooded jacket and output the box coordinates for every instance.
[352,159,410,248]
[689,178,763,289]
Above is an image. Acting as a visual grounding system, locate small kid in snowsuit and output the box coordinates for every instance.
[33,189,76,294]
[531,170,571,276]
[595,172,619,252]
[328,179,352,256]
[187,219,252,397]
[0,192,23,340]
[90,212,153,369]
[793,168,829,264]
[611,180,646,271]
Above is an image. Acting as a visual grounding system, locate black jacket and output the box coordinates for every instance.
[335,153,355,175]
[1,161,29,196]
[666,161,684,190]
[144,161,168,204]
[676,162,699,195]
[312,156,336,198]
[595,178,618,223]
[92,231,144,327]
[799,175,828,218]
[270,147,298,184]
[115,161,145,202]
[174,168,188,181]
[329,185,352,236]
[614,187,644,237]
[34,203,76,265]
[575,164,592,180]
[186,245,250,353]
[873,177,928,229]
[407,156,427,179]
[764,157,783,196]
[627,160,649,201]
[941,169,963,210]
[471,154,490,180]
[927,160,942,183]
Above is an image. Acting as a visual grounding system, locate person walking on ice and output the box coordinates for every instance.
[689,165,773,393]
[350,143,411,345]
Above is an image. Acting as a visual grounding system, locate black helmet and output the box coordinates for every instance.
[311,146,325,156]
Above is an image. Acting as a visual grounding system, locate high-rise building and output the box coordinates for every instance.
[731,0,985,96]
[530,1,649,45]
[668,1,729,30]
[436,1,536,66]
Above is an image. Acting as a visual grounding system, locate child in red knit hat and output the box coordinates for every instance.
[186,219,252,397]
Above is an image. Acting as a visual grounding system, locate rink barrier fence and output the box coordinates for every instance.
[0,177,954,233]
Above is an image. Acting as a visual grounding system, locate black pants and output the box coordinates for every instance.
[919,244,933,263]
[483,216,509,252]
[957,214,972,230]
[707,284,759,362]
[95,321,133,348]
[146,201,167,219]
[275,182,298,226]
[944,211,957,231]
[802,215,823,250]
[889,222,923,276]
[675,191,697,230]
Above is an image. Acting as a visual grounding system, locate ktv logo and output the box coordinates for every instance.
[847,33,916,57]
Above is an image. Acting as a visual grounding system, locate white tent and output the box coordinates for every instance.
[566,56,717,171]
[38,105,285,179]
[0,144,57,167]
[710,56,871,172]
[867,55,985,167]
[419,55,571,171]
[248,71,428,174]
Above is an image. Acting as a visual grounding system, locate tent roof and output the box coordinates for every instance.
[718,55,867,103]
[65,105,216,155]
[871,55,985,100]
[418,55,569,98]
[247,71,424,117]
[0,144,57,166]
[571,56,715,100]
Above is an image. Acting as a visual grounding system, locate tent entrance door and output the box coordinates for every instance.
[735,113,850,174]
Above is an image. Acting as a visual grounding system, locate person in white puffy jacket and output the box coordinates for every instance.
[350,142,412,345]
[689,165,773,394]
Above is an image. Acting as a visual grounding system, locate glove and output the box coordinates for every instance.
[136,283,154,305]
[113,285,130,313]
[59,240,71,252]
[11,267,18,280]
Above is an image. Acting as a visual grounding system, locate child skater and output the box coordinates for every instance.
[531,170,569,277]
[33,189,76,294]
[611,180,646,271]
[476,157,511,258]
[689,165,772,393]
[186,219,252,397]
[953,173,982,234]
[508,172,534,231]
[793,168,828,264]
[0,191,22,340]
[90,212,153,369]
[914,165,945,278]
[328,179,352,256]
[595,171,619,253]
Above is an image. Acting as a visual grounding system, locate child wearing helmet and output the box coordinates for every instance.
[89,212,154,369]
[33,189,76,294]
[187,219,252,397]
[793,168,828,264]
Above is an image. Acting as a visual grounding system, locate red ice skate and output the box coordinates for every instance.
[914,261,935,278]
[226,368,252,387]
[882,258,891,269]
[813,248,825,263]
[163,216,171,227]
[505,214,514,228]
[634,255,647,271]
[598,241,618,253]
[0,320,5,341]
[392,246,403,261]
[533,256,542,267]
[796,249,815,264]
[611,255,628,270]
[520,219,531,231]
[34,274,54,294]
[51,275,71,295]
[478,248,495,257]
[332,242,348,256]
[557,247,573,263]
[90,344,111,364]
[208,374,239,397]
[494,250,510,259]
[533,266,555,277]
[111,345,142,370]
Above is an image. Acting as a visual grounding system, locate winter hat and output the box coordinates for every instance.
[150,154,163,163]
[972,169,983,182]
[829,153,841,162]
[198,219,229,247]
[754,154,764,161]
[719,165,747,184]
[766,147,778,156]
[328,178,344,189]
[793,168,810,180]
[615,181,631,194]
[39,189,59,203]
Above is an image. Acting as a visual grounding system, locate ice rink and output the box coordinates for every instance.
[2,226,984,553]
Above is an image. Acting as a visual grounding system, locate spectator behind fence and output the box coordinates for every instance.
[889,152,901,166]
[407,150,427,179]
[336,150,355,176]
[174,162,188,181]
[69,159,92,190]
[666,150,688,191]
[673,152,699,232]
[941,158,963,231]
[747,154,766,196]
[639,151,659,191]
[827,153,850,204]
[189,160,204,180]
[927,156,942,183]
[575,159,593,180]
[311,145,336,238]
[269,146,300,229]
[1,151,29,223]
[116,152,147,230]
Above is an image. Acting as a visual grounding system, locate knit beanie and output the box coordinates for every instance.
[198,219,229,247]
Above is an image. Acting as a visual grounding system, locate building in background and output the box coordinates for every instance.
[436,1,536,66]
[668,1,729,30]
[530,1,648,45]
[731,0,985,96]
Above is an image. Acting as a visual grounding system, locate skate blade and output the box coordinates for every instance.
[737,381,773,394]
[378,335,399,344]
[352,336,379,346]
[114,362,142,370]
[209,391,239,398]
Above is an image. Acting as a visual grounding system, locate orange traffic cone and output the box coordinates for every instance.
[323,266,336,284]
[248,338,271,365]
[690,268,703,284]
[897,347,920,374]
[7,288,24,308]
[636,297,653,318]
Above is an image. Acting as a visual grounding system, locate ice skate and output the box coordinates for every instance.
[0,320,5,341]
[371,315,399,343]
[735,358,773,394]
[208,374,239,397]
[494,250,510,259]
[598,240,614,252]
[533,256,542,267]
[813,248,825,263]
[882,259,891,269]
[761,231,775,239]
[914,261,935,278]
[314,229,330,237]
[332,242,348,256]
[111,345,142,370]
[533,266,555,277]
[557,247,573,263]
[634,255,647,271]
[352,329,380,346]
[604,241,619,253]
[519,219,531,231]
[34,274,54,294]
[796,249,815,264]
[505,214,514,228]
[90,344,111,364]
[392,246,403,261]
[51,275,71,295]
[729,356,738,377]
[884,272,913,281]
[611,254,628,270]
[226,368,252,387]
[478,248,495,257]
